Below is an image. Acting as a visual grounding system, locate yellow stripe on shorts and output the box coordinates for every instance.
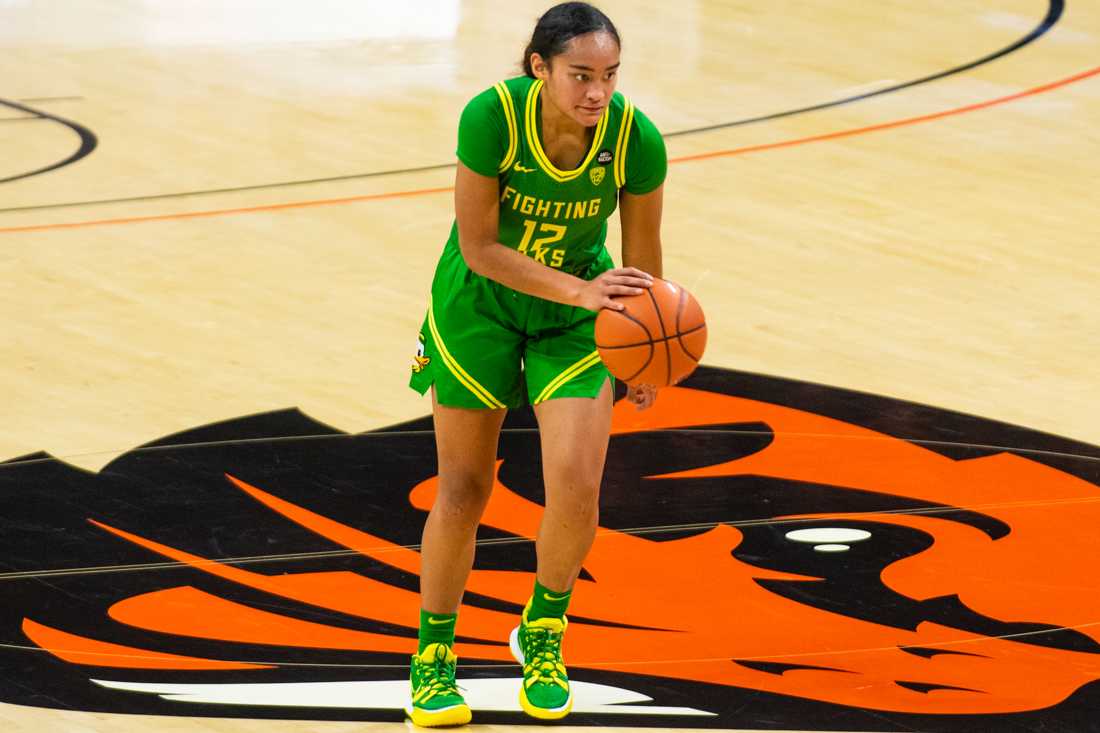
[427,302,507,409]
[533,350,602,405]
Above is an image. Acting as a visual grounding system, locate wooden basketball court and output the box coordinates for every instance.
[2,1,1099,731]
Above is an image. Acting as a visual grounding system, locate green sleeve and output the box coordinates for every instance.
[456,87,508,177]
[623,105,667,195]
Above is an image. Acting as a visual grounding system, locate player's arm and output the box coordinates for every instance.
[454,161,650,312]
[619,183,664,278]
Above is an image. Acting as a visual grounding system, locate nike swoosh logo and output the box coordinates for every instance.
[513,163,535,173]
[426,617,454,625]
[543,592,570,602]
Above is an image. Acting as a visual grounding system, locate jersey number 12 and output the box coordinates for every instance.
[518,219,566,269]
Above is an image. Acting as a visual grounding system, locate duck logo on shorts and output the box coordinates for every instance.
[589,166,606,186]
[2,365,1100,730]
[412,332,431,373]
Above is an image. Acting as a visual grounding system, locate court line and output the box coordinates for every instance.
[3,426,1099,471]
[0,0,1064,213]
[0,97,97,185]
[659,0,1064,139]
[3,618,1099,670]
[2,492,1100,583]
[15,96,85,104]
[1,63,1096,235]
[0,186,455,233]
[669,63,1100,165]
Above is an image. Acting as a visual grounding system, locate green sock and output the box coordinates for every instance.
[418,609,457,653]
[527,580,572,621]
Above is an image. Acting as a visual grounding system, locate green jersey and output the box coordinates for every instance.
[449,75,667,274]
[410,77,667,409]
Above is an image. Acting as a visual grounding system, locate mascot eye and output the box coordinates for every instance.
[785,527,872,553]
[733,520,933,579]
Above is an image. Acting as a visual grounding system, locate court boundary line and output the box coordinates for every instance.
[0,0,1065,213]
[1,63,1097,235]
[0,97,97,185]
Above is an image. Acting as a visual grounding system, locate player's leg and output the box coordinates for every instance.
[532,377,612,592]
[420,392,506,616]
[508,309,615,720]
[409,265,525,618]
[525,305,615,592]
[406,397,507,729]
[406,269,524,727]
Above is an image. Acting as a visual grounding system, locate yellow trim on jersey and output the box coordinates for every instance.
[494,83,519,173]
[524,80,609,183]
[427,301,507,409]
[613,98,635,189]
[533,350,602,404]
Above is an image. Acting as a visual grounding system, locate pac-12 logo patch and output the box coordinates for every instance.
[597,149,613,165]
[3,365,1100,730]
[589,167,606,186]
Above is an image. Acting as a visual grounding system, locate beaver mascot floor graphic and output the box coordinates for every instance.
[2,366,1100,731]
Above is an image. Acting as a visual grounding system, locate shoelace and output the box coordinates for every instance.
[523,626,569,690]
[414,645,461,703]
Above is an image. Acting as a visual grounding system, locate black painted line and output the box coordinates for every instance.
[0,163,457,212]
[0,116,45,123]
[662,0,1064,138]
[5,428,1100,471]
[0,1,1062,208]
[16,96,84,103]
[0,97,97,184]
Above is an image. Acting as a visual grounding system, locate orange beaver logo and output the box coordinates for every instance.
[8,367,1100,727]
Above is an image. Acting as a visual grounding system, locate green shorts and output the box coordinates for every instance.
[409,243,614,409]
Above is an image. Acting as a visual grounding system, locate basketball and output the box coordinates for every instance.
[594,278,707,386]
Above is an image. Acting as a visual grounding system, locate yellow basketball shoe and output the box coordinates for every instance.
[405,643,471,728]
[509,604,572,719]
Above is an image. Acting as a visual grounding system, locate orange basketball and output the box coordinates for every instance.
[594,277,707,386]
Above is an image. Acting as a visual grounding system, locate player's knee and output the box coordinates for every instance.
[547,480,600,522]
[435,475,494,522]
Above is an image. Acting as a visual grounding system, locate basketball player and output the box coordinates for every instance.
[406,2,667,726]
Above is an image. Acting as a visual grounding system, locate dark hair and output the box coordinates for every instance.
[522,2,621,78]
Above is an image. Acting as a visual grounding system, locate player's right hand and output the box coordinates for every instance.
[576,267,653,312]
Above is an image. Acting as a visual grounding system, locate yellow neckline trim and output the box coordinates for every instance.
[524,80,609,183]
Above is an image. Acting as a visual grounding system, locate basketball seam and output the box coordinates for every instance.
[595,323,706,350]
[599,308,654,383]
[646,287,672,386]
[677,327,704,362]
[676,287,702,363]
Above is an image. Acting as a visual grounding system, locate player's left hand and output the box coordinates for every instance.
[626,383,658,410]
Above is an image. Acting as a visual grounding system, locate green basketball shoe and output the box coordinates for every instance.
[405,642,471,728]
[509,605,572,719]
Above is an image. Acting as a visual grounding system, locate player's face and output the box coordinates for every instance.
[534,31,620,127]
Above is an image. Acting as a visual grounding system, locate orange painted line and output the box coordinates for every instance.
[669,64,1100,165]
[0,186,454,234]
[1,65,1097,235]
[21,618,271,670]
